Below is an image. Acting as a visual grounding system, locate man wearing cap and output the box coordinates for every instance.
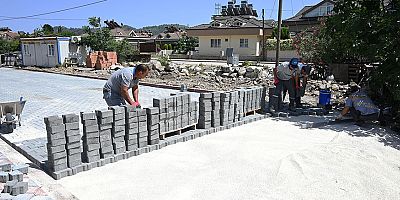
[271,58,299,112]
[103,64,150,107]
[336,82,381,125]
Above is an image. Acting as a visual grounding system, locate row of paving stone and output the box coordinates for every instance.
[0,151,52,200]
[44,88,269,179]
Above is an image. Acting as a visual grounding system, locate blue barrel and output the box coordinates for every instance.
[319,90,331,106]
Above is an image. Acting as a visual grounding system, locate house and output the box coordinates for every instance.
[20,37,88,67]
[0,27,19,40]
[283,0,335,35]
[187,0,274,59]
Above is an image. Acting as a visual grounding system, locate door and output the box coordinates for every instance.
[34,42,43,66]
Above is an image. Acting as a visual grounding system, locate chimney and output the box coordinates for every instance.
[246,4,254,15]
[227,2,235,16]
[234,5,241,15]
[222,6,228,16]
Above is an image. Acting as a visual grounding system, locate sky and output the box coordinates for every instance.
[0,0,321,32]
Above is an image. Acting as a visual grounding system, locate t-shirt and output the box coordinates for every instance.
[276,62,296,80]
[103,67,139,95]
[345,90,380,115]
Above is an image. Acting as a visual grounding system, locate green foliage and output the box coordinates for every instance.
[81,27,117,51]
[115,39,139,63]
[242,60,252,67]
[162,44,168,50]
[0,38,20,54]
[157,55,170,66]
[167,44,172,50]
[88,17,101,28]
[292,29,327,63]
[42,24,54,35]
[175,36,198,54]
[265,39,295,51]
[271,27,290,40]
[140,24,188,35]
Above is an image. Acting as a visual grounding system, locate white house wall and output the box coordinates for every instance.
[21,39,61,67]
[304,2,334,18]
[58,40,70,66]
[198,35,260,57]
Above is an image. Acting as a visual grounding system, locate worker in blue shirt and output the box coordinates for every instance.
[336,82,381,125]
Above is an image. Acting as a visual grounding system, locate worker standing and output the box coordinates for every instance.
[270,58,299,112]
[103,64,150,107]
[295,60,310,108]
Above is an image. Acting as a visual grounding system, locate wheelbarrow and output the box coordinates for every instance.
[0,99,26,133]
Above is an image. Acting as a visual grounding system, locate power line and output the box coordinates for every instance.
[270,0,277,18]
[290,0,294,15]
[0,0,107,22]
[0,16,87,21]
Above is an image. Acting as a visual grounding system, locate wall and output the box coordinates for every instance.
[21,39,60,67]
[58,40,70,66]
[198,35,260,57]
[304,2,334,18]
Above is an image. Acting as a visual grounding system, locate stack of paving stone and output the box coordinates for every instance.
[62,114,82,169]
[227,91,238,123]
[0,163,29,196]
[211,92,221,127]
[44,116,68,172]
[189,101,198,126]
[93,110,114,159]
[234,90,245,122]
[243,87,263,113]
[109,106,126,154]
[180,94,191,128]
[80,112,100,163]
[124,105,139,151]
[153,98,167,134]
[220,92,231,126]
[198,93,212,129]
[137,108,148,148]
[146,107,160,145]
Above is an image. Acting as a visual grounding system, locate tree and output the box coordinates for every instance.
[271,27,290,40]
[88,17,101,28]
[175,36,198,54]
[42,24,54,35]
[115,39,139,62]
[0,38,20,54]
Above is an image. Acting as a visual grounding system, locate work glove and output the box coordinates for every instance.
[273,77,279,86]
[132,102,141,108]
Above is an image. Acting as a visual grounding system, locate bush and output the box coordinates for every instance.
[264,39,295,51]
[167,44,172,50]
[162,44,168,50]
[242,60,252,67]
[157,55,170,66]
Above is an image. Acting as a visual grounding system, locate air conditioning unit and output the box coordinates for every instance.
[70,36,81,43]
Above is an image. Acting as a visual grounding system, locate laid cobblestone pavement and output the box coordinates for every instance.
[0,68,199,167]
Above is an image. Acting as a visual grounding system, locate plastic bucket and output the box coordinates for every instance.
[319,90,331,106]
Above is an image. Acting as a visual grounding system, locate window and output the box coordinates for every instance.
[48,44,55,56]
[225,38,229,42]
[210,39,221,48]
[240,39,249,48]
[327,6,333,15]
[23,44,29,55]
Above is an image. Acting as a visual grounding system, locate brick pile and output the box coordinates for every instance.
[1,163,29,196]
[86,51,117,70]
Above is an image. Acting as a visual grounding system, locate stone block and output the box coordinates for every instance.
[114,119,125,126]
[127,117,138,124]
[45,124,65,135]
[125,134,138,141]
[113,141,125,149]
[48,149,67,161]
[98,117,113,124]
[67,158,82,168]
[71,165,85,175]
[99,124,112,131]
[82,119,97,126]
[80,112,96,121]
[83,124,99,134]
[46,143,66,153]
[51,168,71,180]
[114,125,125,132]
[66,147,81,155]
[113,153,124,162]
[95,110,113,119]
[126,144,138,151]
[0,163,12,172]
[66,134,81,144]
[138,141,148,148]
[0,171,9,183]
[44,116,63,127]
[146,107,160,115]
[126,111,138,119]
[62,114,79,123]
[50,162,68,172]
[112,130,125,138]
[66,141,80,150]
[109,106,125,114]
[82,154,100,163]
[83,137,100,145]
[3,180,17,193]
[149,138,160,145]
[137,109,147,116]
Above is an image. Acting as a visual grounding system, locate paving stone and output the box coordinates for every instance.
[83,124,99,133]
[126,144,138,151]
[113,154,124,162]
[95,110,113,119]
[44,116,63,127]
[66,134,81,144]
[109,106,125,114]
[3,180,17,194]
[99,124,112,130]
[66,147,81,155]
[0,171,9,183]
[50,162,68,172]
[0,163,11,172]
[48,150,67,161]
[65,129,80,136]
[112,130,125,138]
[64,122,79,131]
[66,141,80,150]
[82,154,100,163]
[80,112,96,121]
[51,168,71,180]
[83,137,99,145]
[82,119,97,126]
[62,114,79,123]
[98,117,113,125]
[46,144,65,154]
[67,158,82,168]
[71,165,85,175]
[45,125,65,134]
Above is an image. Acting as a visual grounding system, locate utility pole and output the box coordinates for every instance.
[262,9,266,61]
[275,0,283,67]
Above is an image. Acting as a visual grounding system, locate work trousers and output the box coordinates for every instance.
[271,78,295,111]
